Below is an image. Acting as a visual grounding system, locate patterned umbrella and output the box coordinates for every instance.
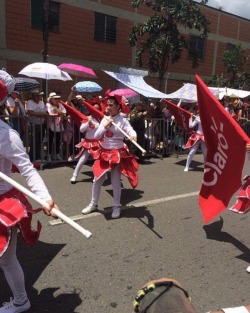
[75,81,102,93]
[14,77,40,92]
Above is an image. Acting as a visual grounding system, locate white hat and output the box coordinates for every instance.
[75,95,83,100]
[30,89,44,96]
[47,92,61,102]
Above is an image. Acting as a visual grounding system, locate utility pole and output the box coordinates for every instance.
[42,0,49,95]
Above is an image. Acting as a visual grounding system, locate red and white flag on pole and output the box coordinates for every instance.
[196,75,250,224]
[163,99,193,132]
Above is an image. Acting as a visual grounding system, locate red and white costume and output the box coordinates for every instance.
[0,119,52,305]
[229,145,250,213]
[230,174,250,214]
[184,115,207,171]
[89,114,139,208]
[71,117,101,180]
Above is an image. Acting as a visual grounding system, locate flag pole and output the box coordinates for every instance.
[108,119,146,155]
[0,171,92,239]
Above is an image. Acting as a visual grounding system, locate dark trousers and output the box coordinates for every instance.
[48,129,61,155]
[130,130,145,161]
[29,124,45,161]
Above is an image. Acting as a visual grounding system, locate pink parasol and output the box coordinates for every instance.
[109,88,138,98]
[58,63,97,78]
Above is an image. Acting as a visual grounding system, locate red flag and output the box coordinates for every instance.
[60,101,89,128]
[83,99,104,122]
[196,75,250,224]
[163,99,193,132]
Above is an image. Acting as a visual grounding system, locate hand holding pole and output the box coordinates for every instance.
[108,118,146,155]
[0,171,92,238]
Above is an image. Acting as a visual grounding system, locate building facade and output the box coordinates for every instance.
[1,0,250,98]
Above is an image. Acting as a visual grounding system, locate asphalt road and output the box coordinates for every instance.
[1,154,250,313]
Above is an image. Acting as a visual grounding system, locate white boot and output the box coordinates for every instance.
[82,203,98,214]
[184,154,192,172]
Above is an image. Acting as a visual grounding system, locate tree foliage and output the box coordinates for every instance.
[129,0,210,90]
[208,44,250,89]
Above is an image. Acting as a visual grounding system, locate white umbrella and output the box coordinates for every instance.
[19,62,72,81]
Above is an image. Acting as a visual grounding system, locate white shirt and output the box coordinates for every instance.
[26,99,47,125]
[79,117,100,139]
[46,102,66,132]
[93,114,136,149]
[189,115,203,135]
[6,97,26,116]
[0,120,51,200]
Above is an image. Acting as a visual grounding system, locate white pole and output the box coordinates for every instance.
[109,119,146,155]
[0,172,92,239]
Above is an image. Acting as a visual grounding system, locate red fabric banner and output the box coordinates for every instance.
[196,75,250,224]
[83,99,104,122]
[60,101,89,128]
[163,99,193,132]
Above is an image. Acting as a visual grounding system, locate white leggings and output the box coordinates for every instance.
[0,227,28,305]
[91,165,121,207]
[185,141,207,169]
[72,150,90,178]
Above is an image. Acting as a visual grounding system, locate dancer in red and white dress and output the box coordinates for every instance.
[184,111,207,172]
[229,145,250,273]
[70,104,102,184]
[0,77,60,313]
[82,96,139,219]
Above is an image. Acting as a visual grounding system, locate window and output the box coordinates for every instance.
[226,43,236,51]
[189,35,205,60]
[31,0,60,32]
[94,12,117,43]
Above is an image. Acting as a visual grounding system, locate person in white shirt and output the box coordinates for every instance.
[0,79,60,313]
[82,95,139,219]
[46,92,66,161]
[184,108,207,172]
[6,91,26,137]
[26,90,48,161]
[70,103,102,184]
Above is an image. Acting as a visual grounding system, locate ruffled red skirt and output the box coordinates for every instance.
[75,138,100,159]
[0,188,42,257]
[185,132,205,149]
[92,145,139,188]
[230,175,250,214]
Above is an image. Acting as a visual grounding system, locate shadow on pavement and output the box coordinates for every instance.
[203,217,250,263]
[103,206,163,239]
[0,240,82,312]
[175,159,204,172]
[105,188,144,204]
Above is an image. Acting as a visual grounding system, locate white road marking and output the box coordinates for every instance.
[49,191,199,226]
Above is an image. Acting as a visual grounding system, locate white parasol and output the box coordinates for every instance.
[19,62,72,81]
